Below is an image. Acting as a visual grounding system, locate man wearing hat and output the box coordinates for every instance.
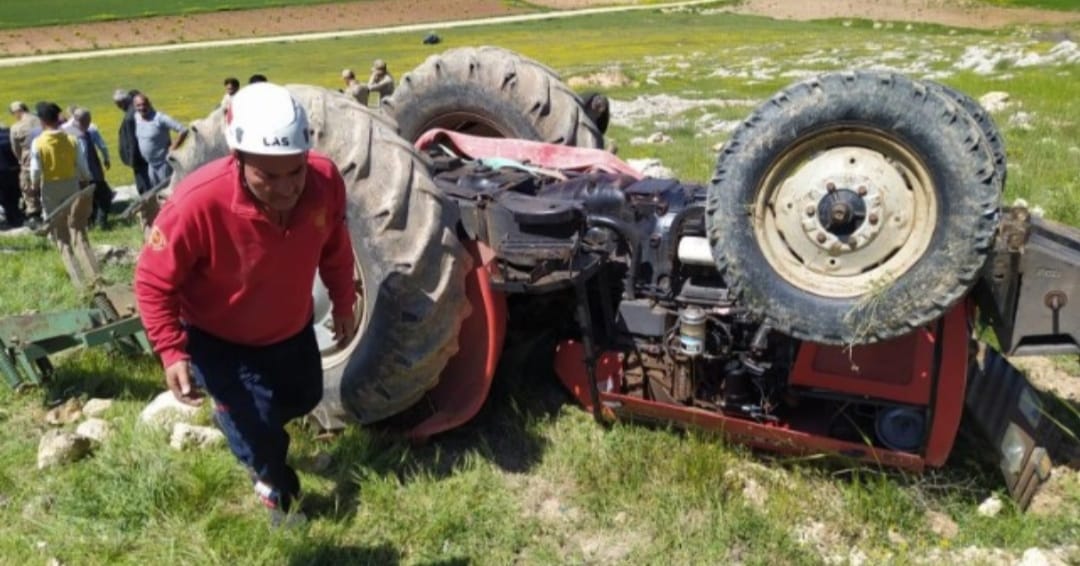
[134,82,356,525]
[9,101,42,223]
[367,59,395,103]
[340,68,369,106]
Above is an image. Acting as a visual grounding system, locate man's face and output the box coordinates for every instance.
[133,96,150,118]
[241,152,308,212]
[225,83,238,96]
[77,115,91,131]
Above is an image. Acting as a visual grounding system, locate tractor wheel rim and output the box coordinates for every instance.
[753,127,938,298]
[313,256,365,367]
[418,111,515,139]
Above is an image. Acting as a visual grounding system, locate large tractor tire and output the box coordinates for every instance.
[924,80,1008,189]
[167,86,469,428]
[381,46,604,147]
[707,71,1002,345]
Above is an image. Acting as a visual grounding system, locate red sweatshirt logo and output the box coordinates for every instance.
[148,226,168,251]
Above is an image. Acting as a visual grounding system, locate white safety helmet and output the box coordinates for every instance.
[225,82,311,156]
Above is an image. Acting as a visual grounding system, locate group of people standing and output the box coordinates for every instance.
[0,90,187,233]
[341,59,395,106]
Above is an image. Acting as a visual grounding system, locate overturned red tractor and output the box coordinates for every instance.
[60,47,1080,508]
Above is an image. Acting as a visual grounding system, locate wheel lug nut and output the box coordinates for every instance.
[857,186,867,196]
[816,233,827,244]
[826,182,836,193]
[868,214,879,225]
[806,205,816,217]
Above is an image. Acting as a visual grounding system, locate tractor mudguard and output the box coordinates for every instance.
[407,240,507,442]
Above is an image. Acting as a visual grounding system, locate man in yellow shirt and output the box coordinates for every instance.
[29,101,96,287]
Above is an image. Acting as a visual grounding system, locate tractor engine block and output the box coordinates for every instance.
[430,156,797,420]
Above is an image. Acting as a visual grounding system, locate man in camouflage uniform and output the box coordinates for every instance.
[367,59,395,103]
[341,69,370,106]
[9,101,42,224]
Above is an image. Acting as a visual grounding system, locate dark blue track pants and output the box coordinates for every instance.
[187,323,322,512]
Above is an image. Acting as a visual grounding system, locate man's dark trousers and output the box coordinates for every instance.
[187,322,323,512]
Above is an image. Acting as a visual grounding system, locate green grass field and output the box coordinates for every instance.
[0,0,363,29]
[979,0,1080,10]
[1,4,1079,565]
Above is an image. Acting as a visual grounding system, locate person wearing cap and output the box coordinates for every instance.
[30,102,96,287]
[70,107,114,230]
[366,59,395,103]
[340,68,369,106]
[132,93,188,188]
[134,82,356,524]
[9,101,42,223]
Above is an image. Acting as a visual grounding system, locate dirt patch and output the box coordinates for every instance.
[0,0,641,58]
[2,0,1078,58]
[0,0,531,57]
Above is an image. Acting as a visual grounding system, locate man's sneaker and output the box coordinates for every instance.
[255,480,307,529]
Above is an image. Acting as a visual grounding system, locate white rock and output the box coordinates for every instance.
[169,423,225,451]
[979,92,1011,114]
[1009,111,1035,131]
[977,494,1004,517]
[626,158,675,179]
[111,184,139,204]
[44,399,82,426]
[1018,547,1067,566]
[139,391,200,430]
[646,132,673,144]
[82,398,113,417]
[75,418,111,443]
[94,245,135,266]
[37,431,91,469]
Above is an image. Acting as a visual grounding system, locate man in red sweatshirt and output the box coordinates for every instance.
[134,82,357,523]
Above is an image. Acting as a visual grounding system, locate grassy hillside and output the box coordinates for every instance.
[0,5,1078,565]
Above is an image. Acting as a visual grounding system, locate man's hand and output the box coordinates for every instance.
[332,313,355,348]
[165,360,203,406]
[103,159,111,170]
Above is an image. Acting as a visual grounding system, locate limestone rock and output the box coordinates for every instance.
[139,391,200,430]
[1017,547,1068,566]
[37,431,91,469]
[82,398,113,418]
[977,494,1004,517]
[1008,111,1035,131]
[169,423,225,450]
[44,398,82,426]
[979,91,1010,113]
[626,158,675,179]
[75,418,111,443]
